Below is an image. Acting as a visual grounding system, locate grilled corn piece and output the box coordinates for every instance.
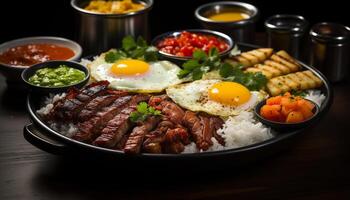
[229,48,273,67]
[245,50,301,79]
[266,70,323,96]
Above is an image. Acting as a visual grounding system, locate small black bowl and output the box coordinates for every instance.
[254,99,320,132]
[151,29,234,65]
[21,60,90,94]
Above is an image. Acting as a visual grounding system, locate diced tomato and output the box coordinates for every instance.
[157,31,229,57]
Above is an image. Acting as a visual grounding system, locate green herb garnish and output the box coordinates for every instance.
[291,90,307,97]
[178,48,221,80]
[130,102,161,122]
[104,36,158,63]
[178,47,267,91]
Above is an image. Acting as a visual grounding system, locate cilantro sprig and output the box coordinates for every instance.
[130,102,161,122]
[105,36,158,63]
[219,62,267,91]
[177,47,267,91]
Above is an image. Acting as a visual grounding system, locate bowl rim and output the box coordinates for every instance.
[254,98,320,127]
[151,29,234,60]
[194,1,259,25]
[21,60,90,89]
[0,36,83,69]
[71,0,153,17]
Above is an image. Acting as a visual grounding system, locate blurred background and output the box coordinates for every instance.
[0,0,349,44]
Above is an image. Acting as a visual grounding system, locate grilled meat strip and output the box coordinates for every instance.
[124,116,161,154]
[72,95,133,142]
[209,116,225,146]
[93,94,150,148]
[149,96,185,125]
[51,81,110,121]
[183,111,211,150]
[143,118,175,153]
[78,90,128,122]
[163,127,190,154]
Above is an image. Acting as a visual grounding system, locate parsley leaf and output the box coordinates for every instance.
[177,47,268,90]
[129,102,161,122]
[291,90,307,97]
[104,36,158,63]
[178,47,222,80]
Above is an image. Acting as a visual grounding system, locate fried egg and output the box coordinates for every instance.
[89,55,183,93]
[166,80,266,117]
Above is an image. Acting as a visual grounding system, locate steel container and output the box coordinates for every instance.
[265,14,308,59]
[71,0,153,55]
[309,22,350,82]
[195,1,259,43]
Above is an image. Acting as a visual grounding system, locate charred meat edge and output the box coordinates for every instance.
[78,90,128,122]
[92,94,150,148]
[124,115,161,154]
[72,95,133,142]
[50,81,110,121]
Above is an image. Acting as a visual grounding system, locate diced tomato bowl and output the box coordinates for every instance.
[152,29,234,62]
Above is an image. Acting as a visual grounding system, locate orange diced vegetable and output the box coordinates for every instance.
[286,111,304,123]
[261,92,315,123]
[266,96,282,105]
[260,105,282,121]
[298,104,314,119]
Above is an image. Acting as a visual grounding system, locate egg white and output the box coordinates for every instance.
[166,80,267,117]
[89,56,183,92]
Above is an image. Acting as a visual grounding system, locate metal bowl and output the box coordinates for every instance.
[21,60,89,94]
[71,0,153,56]
[254,99,320,132]
[195,1,259,43]
[0,36,82,84]
[151,29,234,65]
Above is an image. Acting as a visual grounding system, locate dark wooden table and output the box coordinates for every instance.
[1,71,350,199]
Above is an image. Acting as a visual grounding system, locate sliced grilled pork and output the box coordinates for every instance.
[51,81,110,121]
[209,116,225,146]
[149,96,185,125]
[124,116,160,154]
[183,111,211,150]
[78,90,128,122]
[142,118,175,153]
[163,127,190,154]
[93,94,150,148]
[72,95,133,142]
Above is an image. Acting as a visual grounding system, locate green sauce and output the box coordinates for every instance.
[28,65,85,87]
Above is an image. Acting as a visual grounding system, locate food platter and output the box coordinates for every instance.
[23,42,333,166]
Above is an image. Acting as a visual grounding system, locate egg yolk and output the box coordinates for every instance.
[111,59,149,76]
[208,82,251,106]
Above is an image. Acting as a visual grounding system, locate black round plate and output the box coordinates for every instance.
[23,43,333,167]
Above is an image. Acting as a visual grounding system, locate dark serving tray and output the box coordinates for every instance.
[23,43,333,167]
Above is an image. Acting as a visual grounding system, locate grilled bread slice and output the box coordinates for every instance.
[266,70,323,96]
[229,48,273,68]
[245,50,301,79]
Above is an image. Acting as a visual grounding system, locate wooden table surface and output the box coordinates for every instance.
[1,72,350,199]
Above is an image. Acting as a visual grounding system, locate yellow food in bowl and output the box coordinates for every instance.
[84,0,145,14]
[208,11,250,22]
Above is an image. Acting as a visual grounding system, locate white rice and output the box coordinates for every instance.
[36,93,66,116]
[80,58,92,68]
[36,93,78,137]
[305,90,326,107]
[183,111,273,153]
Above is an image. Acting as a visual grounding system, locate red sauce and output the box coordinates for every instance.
[0,44,75,67]
[157,31,229,57]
